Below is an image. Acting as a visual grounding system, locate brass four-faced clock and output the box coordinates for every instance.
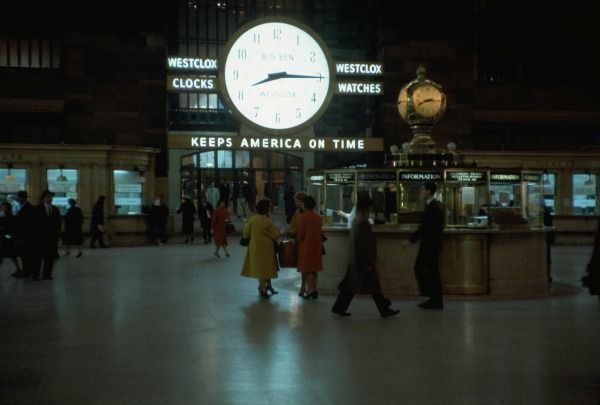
[397,65,446,148]
[219,17,336,134]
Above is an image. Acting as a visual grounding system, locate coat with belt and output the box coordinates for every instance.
[297,210,323,273]
[241,214,280,279]
[36,204,61,254]
[338,213,381,294]
[410,199,445,254]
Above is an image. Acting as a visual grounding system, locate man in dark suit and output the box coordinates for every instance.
[14,191,36,278]
[406,181,445,309]
[31,190,61,281]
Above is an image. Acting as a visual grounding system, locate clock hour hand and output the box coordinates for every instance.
[252,71,325,86]
[418,98,440,106]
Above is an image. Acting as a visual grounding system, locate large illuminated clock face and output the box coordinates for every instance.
[220,18,334,133]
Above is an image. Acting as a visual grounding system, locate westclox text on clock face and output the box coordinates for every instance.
[219,17,335,134]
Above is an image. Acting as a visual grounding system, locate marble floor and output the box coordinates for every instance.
[0,243,599,405]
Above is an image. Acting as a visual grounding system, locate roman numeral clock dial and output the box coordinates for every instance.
[219,18,335,134]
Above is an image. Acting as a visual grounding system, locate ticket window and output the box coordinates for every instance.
[307,174,325,217]
[489,183,521,208]
[572,173,597,215]
[324,183,355,227]
[524,177,543,227]
[0,168,27,213]
[47,169,79,215]
[445,183,489,227]
[357,182,397,224]
[542,173,557,214]
[113,170,144,215]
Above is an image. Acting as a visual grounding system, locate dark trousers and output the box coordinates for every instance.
[90,228,106,247]
[31,249,56,278]
[202,224,212,242]
[415,248,442,303]
[332,292,389,315]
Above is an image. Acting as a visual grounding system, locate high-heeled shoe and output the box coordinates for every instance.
[303,291,318,299]
[267,285,278,295]
[214,252,220,258]
[298,291,306,297]
[258,287,270,299]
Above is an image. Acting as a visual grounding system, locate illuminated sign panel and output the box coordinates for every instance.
[335,62,383,76]
[167,57,218,71]
[336,81,383,95]
[399,171,443,182]
[446,171,488,183]
[357,171,396,182]
[168,135,384,152]
[490,173,521,183]
[326,172,356,184]
[167,75,217,91]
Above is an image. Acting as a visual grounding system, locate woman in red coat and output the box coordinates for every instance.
[211,199,230,258]
[297,195,323,299]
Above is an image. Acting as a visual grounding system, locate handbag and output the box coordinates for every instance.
[226,221,235,234]
[240,237,250,247]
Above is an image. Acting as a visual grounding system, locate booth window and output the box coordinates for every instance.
[542,173,556,213]
[0,168,27,206]
[113,170,143,215]
[47,169,79,215]
[572,174,597,215]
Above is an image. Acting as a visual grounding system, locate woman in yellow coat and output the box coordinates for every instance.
[297,195,323,299]
[241,199,281,298]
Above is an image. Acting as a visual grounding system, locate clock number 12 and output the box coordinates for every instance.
[273,29,282,40]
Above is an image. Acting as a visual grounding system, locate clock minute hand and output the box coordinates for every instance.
[252,72,326,86]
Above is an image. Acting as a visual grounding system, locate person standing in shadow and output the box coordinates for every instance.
[62,198,84,258]
[0,202,23,276]
[31,190,61,281]
[198,196,214,244]
[14,191,36,278]
[404,181,445,310]
[332,194,399,318]
[90,196,107,248]
[177,196,196,244]
[149,196,169,245]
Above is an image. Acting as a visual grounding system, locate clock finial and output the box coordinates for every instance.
[416,65,426,80]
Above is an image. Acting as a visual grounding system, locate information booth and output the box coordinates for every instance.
[308,166,549,298]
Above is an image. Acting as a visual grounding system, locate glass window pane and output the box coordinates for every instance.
[542,173,556,213]
[270,152,284,169]
[208,94,218,109]
[47,169,79,215]
[19,38,29,67]
[113,170,143,215]
[217,150,233,168]
[41,38,51,68]
[30,38,39,67]
[179,93,188,108]
[9,37,19,67]
[235,151,250,168]
[199,151,215,168]
[51,38,61,68]
[572,174,596,215]
[0,169,28,210]
[0,36,8,67]
[198,93,208,109]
